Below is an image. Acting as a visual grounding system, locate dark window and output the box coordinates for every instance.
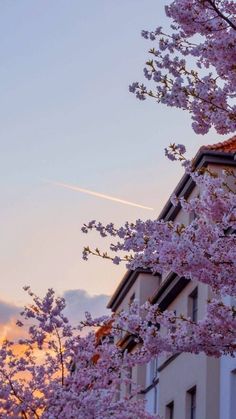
[126,366,132,395]
[189,288,198,322]
[188,386,196,419]
[166,401,174,419]
[129,293,135,305]
[189,211,196,224]
[171,310,177,333]
[230,369,236,417]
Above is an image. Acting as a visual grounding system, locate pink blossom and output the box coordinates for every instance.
[130,0,236,134]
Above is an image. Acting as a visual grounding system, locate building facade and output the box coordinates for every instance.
[107,136,236,419]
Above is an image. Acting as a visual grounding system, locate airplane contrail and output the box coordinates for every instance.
[44,180,154,210]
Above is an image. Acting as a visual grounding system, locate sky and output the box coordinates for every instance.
[0,0,229,329]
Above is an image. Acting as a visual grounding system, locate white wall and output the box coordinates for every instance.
[220,296,236,419]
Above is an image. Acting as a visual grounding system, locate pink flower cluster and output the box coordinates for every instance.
[129,0,236,134]
[115,299,236,359]
[0,287,158,418]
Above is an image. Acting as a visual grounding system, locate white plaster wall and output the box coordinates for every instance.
[220,296,236,419]
[220,355,236,419]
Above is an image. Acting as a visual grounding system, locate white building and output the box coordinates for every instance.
[107,136,236,419]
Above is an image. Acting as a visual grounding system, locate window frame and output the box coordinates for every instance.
[166,401,174,419]
[188,288,198,322]
[187,386,197,419]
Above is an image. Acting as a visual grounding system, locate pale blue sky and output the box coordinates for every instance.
[0,1,227,314]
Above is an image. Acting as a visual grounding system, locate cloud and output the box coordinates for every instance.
[0,300,21,325]
[0,300,23,341]
[0,289,110,339]
[62,289,110,323]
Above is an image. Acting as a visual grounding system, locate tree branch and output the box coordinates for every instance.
[55,327,65,387]
[205,0,236,31]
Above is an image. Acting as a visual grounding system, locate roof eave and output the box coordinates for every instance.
[158,149,236,221]
[107,268,150,311]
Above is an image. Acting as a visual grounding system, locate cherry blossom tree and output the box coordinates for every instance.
[1,2,236,417]
[82,146,236,359]
[129,0,236,135]
[0,287,157,418]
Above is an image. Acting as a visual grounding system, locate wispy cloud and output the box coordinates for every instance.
[44,180,154,210]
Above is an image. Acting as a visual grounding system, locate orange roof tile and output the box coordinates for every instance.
[201,135,236,153]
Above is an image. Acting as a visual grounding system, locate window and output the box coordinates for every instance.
[189,194,200,224]
[230,369,236,418]
[187,386,196,419]
[153,384,158,414]
[190,388,196,419]
[166,401,174,419]
[150,357,158,382]
[171,310,177,333]
[188,288,198,322]
[189,210,196,224]
[129,293,135,305]
[126,366,132,395]
[147,358,159,414]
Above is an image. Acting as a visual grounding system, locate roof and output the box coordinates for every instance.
[200,135,236,153]
[158,137,236,221]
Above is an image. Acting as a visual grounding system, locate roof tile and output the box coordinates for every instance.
[201,135,236,153]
